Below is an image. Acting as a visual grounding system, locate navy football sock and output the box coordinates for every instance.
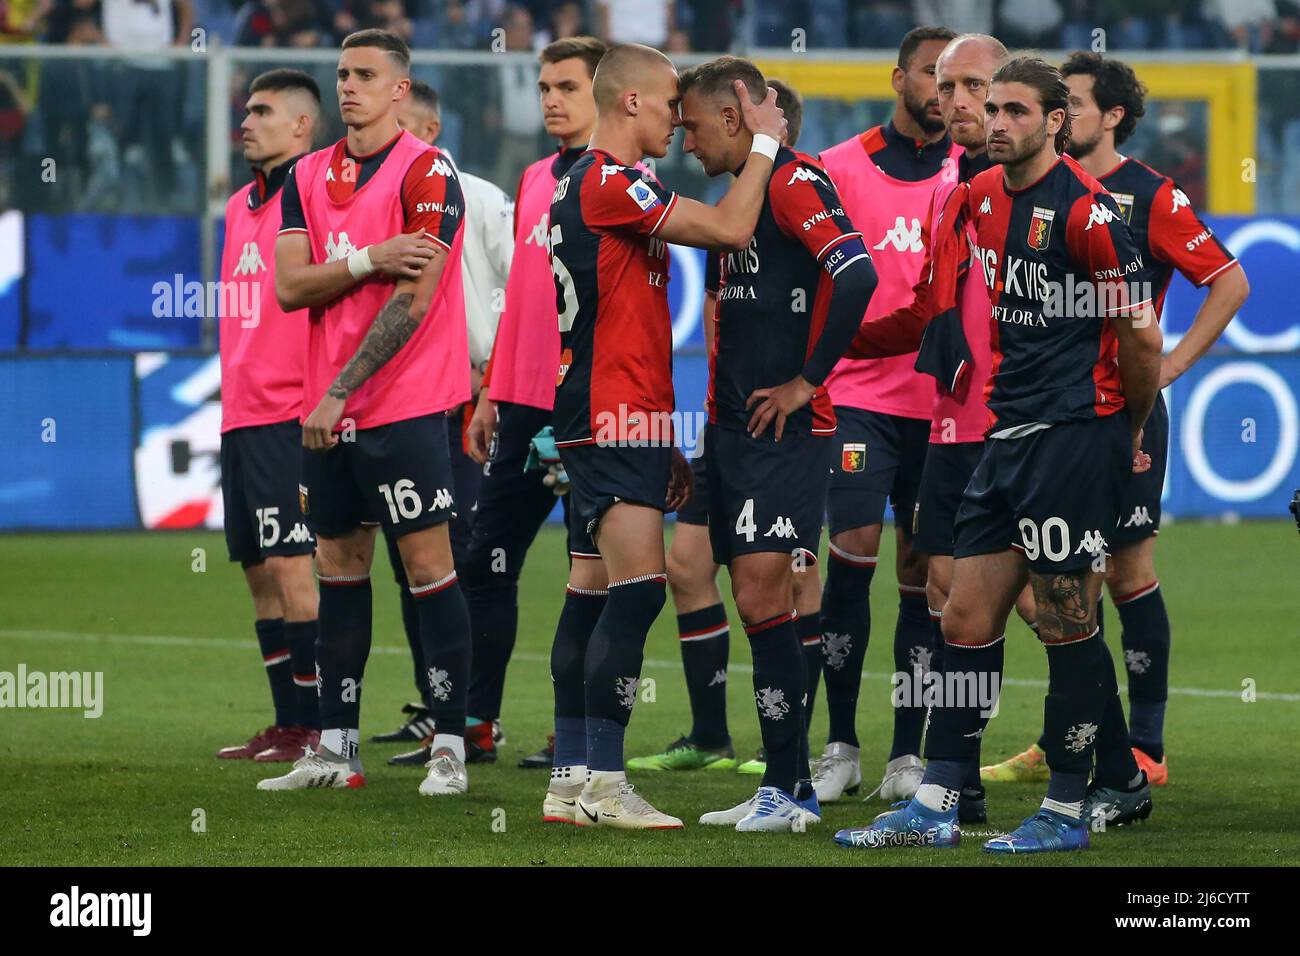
[890,587,933,759]
[923,636,1005,765]
[584,575,666,769]
[410,571,471,738]
[254,618,294,728]
[1041,630,1108,790]
[928,609,946,676]
[551,586,608,765]
[384,531,428,705]
[1093,636,1141,788]
[283,619,320,730]
[316,576,373,758]
[796,611,823,728]
[820,549,876,747]
[465,579,519,723]
[746,612,806,796]
[677,604,731,749]
[1115,583,1170,761]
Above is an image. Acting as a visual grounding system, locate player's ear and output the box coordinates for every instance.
[722,103,741,136]
[394,77,411,103]
[625,90,639,116]
[891,66,905,96]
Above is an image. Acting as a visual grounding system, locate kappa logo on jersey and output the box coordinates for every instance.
[873,216,924,253]
[425,156,455,178]
[1074,529,1108,555]
[1084,201,1117,231]
[232,241,266,276]
[1027,206,1056,251]
[625,178,661,212]
[756,687,790,721]
[526,211,549,247]
[1065,721,1099,754]
[1171,187,1190,214]
[429,487,453,511]
[979,195,992,216]
[1124,505,1152,528]
[324,230,360,263]
[1111,191,1136,224]
[599,162,624,186]
[786,165,823,186]
[763,516,798,539]
[841,442,866,472]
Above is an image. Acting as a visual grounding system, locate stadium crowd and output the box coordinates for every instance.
[1,0,1299,54]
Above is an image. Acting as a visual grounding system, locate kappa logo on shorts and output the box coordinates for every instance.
[763,517,797,539]
[430,488,453,511]
[841,442,866,472]
[298,484,309,516]
[1074,529,1108,555]
[1124,505,1152,528]
[283,522,313,544]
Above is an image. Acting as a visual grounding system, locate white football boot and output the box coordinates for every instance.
[812,741,862,802]
[699,794,757,826]
[256,746,365,790]
[735,786,822,833]
[418,748,469,796]
[576,781,683,830]
[875,754,925,802]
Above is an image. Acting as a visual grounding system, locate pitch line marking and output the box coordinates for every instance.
[1,628,1295,703]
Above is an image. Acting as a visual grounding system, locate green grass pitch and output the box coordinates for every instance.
[1,521,1297,866]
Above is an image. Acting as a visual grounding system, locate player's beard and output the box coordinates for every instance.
[903,87,946,136]
[1065,126,1103,160]
[999,119,1049,168]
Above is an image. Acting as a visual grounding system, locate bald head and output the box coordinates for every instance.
[936,33,1010,150]
[939,33,1008,71]
[592,43,676,111]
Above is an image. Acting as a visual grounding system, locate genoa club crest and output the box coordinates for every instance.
[841,442,866,473]
[1027,206,1056,251]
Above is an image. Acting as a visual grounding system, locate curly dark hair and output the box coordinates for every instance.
[1061,51,1147,146]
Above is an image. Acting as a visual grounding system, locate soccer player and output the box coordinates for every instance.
[835,56,1163,853]
[541,43,786,829]
[217,69,324,764]
[462,37,609,772]
[373,79,516,767]
[836,33,1011,822]
[256,29,473,797]
[982,53,1248,817]
[662,57,876,831]
[628,78,826,777]
[813,25,962,804]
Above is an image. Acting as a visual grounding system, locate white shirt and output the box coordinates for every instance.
[453,162,515,368]
[102,0,175,48]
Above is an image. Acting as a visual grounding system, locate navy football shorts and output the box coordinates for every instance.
[560,441,672,558]
[1110,393,1167,548]
[221,418,315,565]
[675,425,712,527]
[705,425,830,568]
[301,413,457,540]
[953,410,1133,574]
[825,406,930,537]
[912,440,985,558]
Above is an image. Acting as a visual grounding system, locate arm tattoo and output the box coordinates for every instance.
[328,293,418,399]
[1030,571,1096,644]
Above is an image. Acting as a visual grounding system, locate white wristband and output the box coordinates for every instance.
[346,245,375,280]
[750,133,780,161]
